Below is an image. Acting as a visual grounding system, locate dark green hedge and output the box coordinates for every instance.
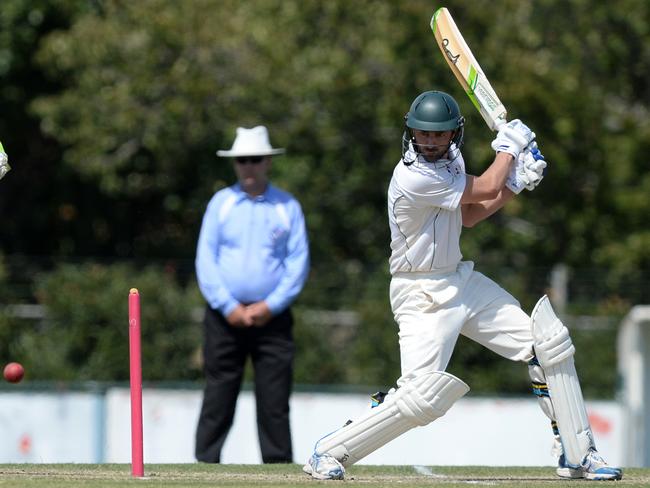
[0,260,622,399]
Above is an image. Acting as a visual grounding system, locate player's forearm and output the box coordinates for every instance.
[461,152,513,203]
[481,152,515,192]
[461,188,515,227]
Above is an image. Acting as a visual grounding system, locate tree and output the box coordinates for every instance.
[0,0,92,256]
[2,0,646,389]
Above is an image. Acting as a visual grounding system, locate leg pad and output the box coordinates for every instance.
[532,295,595,467]
[314,371,469,466]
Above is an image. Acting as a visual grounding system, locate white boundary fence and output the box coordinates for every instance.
[0,388,622,467]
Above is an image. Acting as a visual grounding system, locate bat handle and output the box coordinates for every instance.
[493,120,506,131]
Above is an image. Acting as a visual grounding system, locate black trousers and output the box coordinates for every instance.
[195,305,294,463]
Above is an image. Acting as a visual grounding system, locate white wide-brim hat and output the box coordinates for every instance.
[216,126,285,157]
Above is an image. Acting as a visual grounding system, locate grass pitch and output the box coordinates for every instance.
[0,464,648,487]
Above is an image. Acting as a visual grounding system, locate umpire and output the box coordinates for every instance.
[194,126,310,463]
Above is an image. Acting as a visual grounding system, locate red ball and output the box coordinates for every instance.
[3,362,25,383]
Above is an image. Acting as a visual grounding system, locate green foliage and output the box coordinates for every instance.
[0,254,25,367]
[21,0,649,303]
[294,264,401,389]
[15,263,203,381]
[570,324,620,399]
[0,254,622,398]
[293,307,350,385]
[0,312,17,366]
[346,265,400,388]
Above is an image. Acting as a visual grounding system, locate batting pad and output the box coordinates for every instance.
[532,295,595,467]
[314,371,469,466]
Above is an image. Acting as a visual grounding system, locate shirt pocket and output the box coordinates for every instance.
[269,225,289,255]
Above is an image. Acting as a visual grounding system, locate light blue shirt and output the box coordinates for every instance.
[195,183,310,316]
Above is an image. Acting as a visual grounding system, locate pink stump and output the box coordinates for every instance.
[129,288,144,477]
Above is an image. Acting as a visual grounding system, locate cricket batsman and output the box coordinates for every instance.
[303,91,622,481]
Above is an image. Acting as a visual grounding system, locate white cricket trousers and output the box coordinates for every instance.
[390,261,535,387]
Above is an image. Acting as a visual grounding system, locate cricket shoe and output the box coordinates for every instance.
[302,452,345,480]
[556,449,623,481]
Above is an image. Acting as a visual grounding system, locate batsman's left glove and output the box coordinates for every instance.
[491,119,536,160]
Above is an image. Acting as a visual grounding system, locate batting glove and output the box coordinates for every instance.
[505,146,546,194]
[491,119,536,159]
[522,147,547,190]
[0,142,9,181]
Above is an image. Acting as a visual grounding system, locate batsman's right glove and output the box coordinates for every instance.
[506,145,547,194]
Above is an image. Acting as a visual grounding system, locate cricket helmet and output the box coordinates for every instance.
[402,90,465,163]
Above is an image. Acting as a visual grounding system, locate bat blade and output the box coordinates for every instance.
[431,8,507,131]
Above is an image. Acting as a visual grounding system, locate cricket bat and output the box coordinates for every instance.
[431,7,507,131]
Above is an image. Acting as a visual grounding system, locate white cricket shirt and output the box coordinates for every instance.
[388,147,467,274]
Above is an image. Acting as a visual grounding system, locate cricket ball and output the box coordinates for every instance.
[3,362,24,383]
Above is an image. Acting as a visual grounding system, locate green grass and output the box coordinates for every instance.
[0,464,648,487]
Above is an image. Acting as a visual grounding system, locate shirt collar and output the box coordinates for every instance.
[232,183,277,203]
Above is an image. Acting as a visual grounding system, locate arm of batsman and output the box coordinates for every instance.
[491,119,536,159]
